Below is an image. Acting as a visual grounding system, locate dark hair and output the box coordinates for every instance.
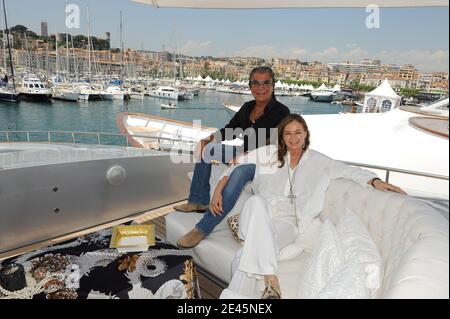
[277,114,310,168]
[248,66,276,89]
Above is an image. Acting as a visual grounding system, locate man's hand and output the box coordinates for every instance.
[209,177,229,216]
[209,189,224,216]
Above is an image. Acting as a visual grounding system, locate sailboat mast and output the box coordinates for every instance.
[1,3,5,69]
[87,6,91,82]
[71,33,78,82]
[120,11,124,87]
[65,0,69,78]
[55,30,59,75]
[2,0,15,90]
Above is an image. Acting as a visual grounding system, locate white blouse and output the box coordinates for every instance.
[221,145,377,233]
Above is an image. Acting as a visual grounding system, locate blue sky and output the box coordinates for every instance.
[4,0,449,72]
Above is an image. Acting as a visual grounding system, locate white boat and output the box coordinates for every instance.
[0,85,20,103]
[0,4,19,104]
[304,104,449,199]
[117,112,243,152]
[220,95,449,199]
[0,0,447,300]
[161,102,178,109]
[52,85,79,102]
[179,91,194,100]
[18,77,52,102]
[128,91,145,100]
[99,92,115,100]
[104,86,127,100]
[77,84,102,101]
[148,86,179,100]
[419,97,449,117]
[310,84,337,103]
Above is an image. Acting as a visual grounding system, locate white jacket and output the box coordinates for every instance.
[222,145,377,234]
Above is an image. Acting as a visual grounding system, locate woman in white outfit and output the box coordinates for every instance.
[216,114,406,299]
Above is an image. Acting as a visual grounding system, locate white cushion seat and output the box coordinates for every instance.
[165,165,449,298]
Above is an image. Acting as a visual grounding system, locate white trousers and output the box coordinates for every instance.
[226,195,298,297]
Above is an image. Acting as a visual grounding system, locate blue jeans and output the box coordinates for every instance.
[188,143,239,206]
[196,164,256,236]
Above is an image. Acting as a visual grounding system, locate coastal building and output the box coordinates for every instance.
[41,22,48,37]
[328,61,381,75]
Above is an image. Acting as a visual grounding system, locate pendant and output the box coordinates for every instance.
[288,193,296,204]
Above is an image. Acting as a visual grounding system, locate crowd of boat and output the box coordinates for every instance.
[0,72,203,103]
[0,71,365,106]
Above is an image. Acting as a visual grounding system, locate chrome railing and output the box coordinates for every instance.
[1,130,448,184]
[0,130,190,148]
[343,161,449,184]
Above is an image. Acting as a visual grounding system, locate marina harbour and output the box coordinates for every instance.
[0,90,346,141]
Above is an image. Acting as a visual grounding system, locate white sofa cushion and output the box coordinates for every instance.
[166,175,449,299]
[320,179,449,299]
[317,259,369,299]
[299,220,345,298]
[336,208,383,298]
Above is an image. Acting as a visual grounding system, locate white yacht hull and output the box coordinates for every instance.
[149,90,179,100]
[52,91,79,102]
[113,93,125,100]
[0,143,194,256]
[117,112,242,152]
[310,91,334,102]
[129,92,144,100]
[303,109,449,199]
[199,104,449,199]
[79,91,102,101]
[100,93,115,100]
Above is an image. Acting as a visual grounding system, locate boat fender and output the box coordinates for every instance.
[106,165,127,186]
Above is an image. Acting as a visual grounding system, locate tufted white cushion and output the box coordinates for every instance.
[320,179,449,298]
[167,173,449,299]
[336,208,383,298]
[299,220,345,298]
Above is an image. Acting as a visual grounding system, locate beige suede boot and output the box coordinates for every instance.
[176,227,205,249]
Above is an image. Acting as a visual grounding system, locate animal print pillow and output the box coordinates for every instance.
[227,214,243,243]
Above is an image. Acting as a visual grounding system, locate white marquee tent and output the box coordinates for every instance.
[363,79,401,113]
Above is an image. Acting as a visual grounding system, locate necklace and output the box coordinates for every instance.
[287,163,299,226]
[287,164,297,204]
[251,107,264,122]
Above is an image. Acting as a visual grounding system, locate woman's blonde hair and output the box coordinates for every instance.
[277,114,310,168]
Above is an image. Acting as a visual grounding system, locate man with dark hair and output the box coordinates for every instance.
[175,66,290,248]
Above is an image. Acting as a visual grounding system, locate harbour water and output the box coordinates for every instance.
[0,90,345,140]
